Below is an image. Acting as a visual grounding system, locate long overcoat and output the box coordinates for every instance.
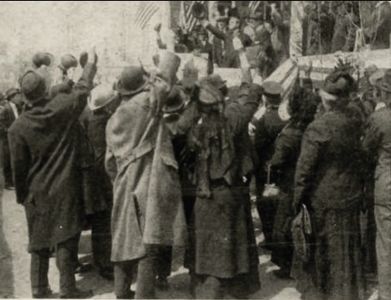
[105,90,187,262]
[186,84,260,295]
[8,63,96,252]
[293,110,365,300]
[362,107,391,299]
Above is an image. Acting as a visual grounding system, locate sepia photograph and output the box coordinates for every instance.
[0,1,390,299]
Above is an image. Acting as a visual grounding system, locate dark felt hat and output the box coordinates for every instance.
[59,54,78,72]
[162,86,185,114]
[115,66,148,97]
[32,52,52,68]
[321,70,355,98]
[19,70,47,102]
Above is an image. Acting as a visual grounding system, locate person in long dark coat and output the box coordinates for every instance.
[362,69,391,300]
[79,84,121,281]
[269,83,319,279]
[183,80,261,299]
[293,69,365,300]
[8,49,97,298]
[253,82,287,250]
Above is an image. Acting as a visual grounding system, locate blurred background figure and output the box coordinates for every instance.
[0,135,14,298]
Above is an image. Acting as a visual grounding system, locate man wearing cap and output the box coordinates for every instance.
[105,52,187,299]
[8,48,97,299]
[294,67,365,300]
[0,88,24,189]
[183,78,260,298]
[79,84,121,281]
[253,81,287,250]
[363,69,391,300]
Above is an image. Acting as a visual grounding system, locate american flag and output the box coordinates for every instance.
[180,1,206,32]
[134,2,160,30]
[248,1,261,13]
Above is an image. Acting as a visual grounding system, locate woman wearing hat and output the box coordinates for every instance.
[293,69,365,300]
[268,83,320,279]
[184,80,261,298]
[363,69,391,300]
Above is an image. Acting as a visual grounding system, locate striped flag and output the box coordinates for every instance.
[134,1,160,30]
[180,1,206,32]
[248,1,261,13]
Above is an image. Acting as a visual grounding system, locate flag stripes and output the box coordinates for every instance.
[134,2,160,30]
[180,1,206,32]
[249,1,261,13]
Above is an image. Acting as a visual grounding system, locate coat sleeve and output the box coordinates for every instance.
[206,24,226,41]
[225,83,260,135]
[8,130,30,205]
[293,120,329,212]
[166,100,200,136]
[62,63,97,116]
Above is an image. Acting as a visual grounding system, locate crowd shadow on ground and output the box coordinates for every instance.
[0,190,15,298]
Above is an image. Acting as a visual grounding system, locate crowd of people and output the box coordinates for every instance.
[154,0,391,80]
[1,1,391,300]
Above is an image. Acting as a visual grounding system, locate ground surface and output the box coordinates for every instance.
[0,189,378,299]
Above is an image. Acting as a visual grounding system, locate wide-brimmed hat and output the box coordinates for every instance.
[88,84,118,111]
[115,66,148,97]
[379,69,391,93]
[198,81,223,106]
[162,86,185,114]
[19,70,47,102]
[58,54,78,72]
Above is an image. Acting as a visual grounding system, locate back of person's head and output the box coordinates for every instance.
[289,84,320,128]
[19,70,47,103]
